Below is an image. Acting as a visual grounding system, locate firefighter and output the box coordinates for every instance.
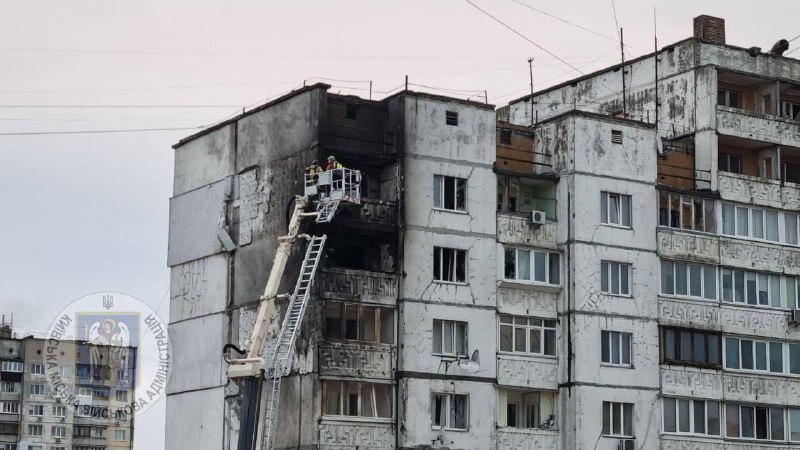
[306,159,323,176]
[325,155,343,171]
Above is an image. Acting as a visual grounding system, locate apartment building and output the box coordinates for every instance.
[167,14,800,450]
[0,327,135,450]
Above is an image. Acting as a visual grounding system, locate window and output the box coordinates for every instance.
[345,103,359,120]
[718,153,742,174]
[661,260,716,300]
[791,408,800,442]
[663,398,720,435]
[324,302,394,344]
[1,361,22,372]
[0,381,19,393]
[26,446,41,450]
[721,203,779,242]
[601,261,631,296]
[720,268,783,308]
[27,424,42,436]
[53,405,66,417]
[791,343,800,375]
[497,176,556,216]
[51,426,67,438]
[782,101,800,120]
[433,319,468,357]
[601,331,632,367]
[499,316,556,356]
[433,247,466,283]
[662,327,721,367]
[499,128,512,145]
[73,426,91,438]
[718,89,741,108]
[433,175,466,211]
[611,129,623,145]
[30,363,44,375]
[0,401,19,414]
[726,403,785,440]
[602,401,634,437]
[503,247,560,285]
[432,393,468,430]
[786,213,799,245]
[601,192,632,227]
[497,389,556,429]
[93,427,106,438]
[658,191,716,233]
[29,405,43,416]
[115,429,127,441]
[29,384,44,396]
[322,380,392,418]
[445,110,458,126]
[725,337,784,373]
[0,444,16,450]
[115,390,129,402]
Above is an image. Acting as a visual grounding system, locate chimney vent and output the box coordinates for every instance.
[694,15,726,45]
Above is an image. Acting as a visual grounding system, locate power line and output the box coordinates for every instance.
[511,0,618,44]
[0,105,241,108]
[0,126,205,136]
[463,0,583,75]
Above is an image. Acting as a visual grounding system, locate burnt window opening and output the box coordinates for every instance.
[500,128,512,145]
[324,302,394,344]
[611,129,623,145]
[346,103,359,120]
[446,110,458,126]
[433,247,466,283]
[325,239,394,273]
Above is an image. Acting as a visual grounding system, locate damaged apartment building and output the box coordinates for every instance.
[167,15,800,450]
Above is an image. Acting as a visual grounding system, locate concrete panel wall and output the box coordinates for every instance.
[166,313,227,395]
[169,253,229,323]
[173,124,235,197]
[165,387,225,450]
[570,386,659,450]
[167,177,232,267]
[572,118,656,183]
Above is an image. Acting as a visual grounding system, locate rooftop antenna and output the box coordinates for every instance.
[528,57,534,125]
[654,7,659,128]
[620,27,627,117]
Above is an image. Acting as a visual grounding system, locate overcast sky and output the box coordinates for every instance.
[2,1,798,448]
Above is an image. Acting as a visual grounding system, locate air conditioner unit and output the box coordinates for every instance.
[790,309,800,325]
[618,438,635,450]
[530,210,546,225]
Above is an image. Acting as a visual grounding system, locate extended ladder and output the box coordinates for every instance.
[260,235,326,450]
[315,199,340,223]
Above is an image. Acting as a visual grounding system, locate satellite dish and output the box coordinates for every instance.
[457,349,481,373]
[655,135,664,156]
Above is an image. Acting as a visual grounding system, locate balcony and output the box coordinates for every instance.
[319,419,394,450]
[497,212,557,250]
[497,354,558,390]
[318,342,395,379]
[718,171,800,210]
[331,199,397,231]
[496,428,558,450]
[662,434,788,450]
[657,228,719,264]
[719,236,800,275]
[661,366,800,407]
[717,105,800,148]
[318,267,397,306]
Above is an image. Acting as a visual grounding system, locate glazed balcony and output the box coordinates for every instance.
[318,342,395,379]
[318,267,397,306]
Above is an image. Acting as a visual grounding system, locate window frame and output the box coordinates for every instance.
[660,260,717,301]
[657,191,716,233]
[27,424,42,437]
[717,89,741,109]
[720,268,784,309]
[601,261,632,297]
[433,175,467,212]
[718,152,742,174]
[29,384,45,396]
[601,191,632,228]
[321,380,393,419]
[601,330,633,367]
[324,301,395,345]
[433,246,467,284]
[661,327,722,368]
[662,397,721,436]
[433,319,468,358]
[726,403,786,441]
[0,361,22,372]
[721,203,780,243]
[498,315,557,357]
[432,392,469,431]
[724,336,786,374]
[602,401,634,438]
[503,246,561,286]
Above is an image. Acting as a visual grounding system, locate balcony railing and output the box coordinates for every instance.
[319,420,394,450]
[318,342,395,379]
[496,428,558,450]
[318,267,397,305]
[497,354,558,390]
[717,105,800,148]
[657,228,719,264]
[661,366,800,407]
[496,212,557,250]
[718,171,800,210]
[333,199,397,230]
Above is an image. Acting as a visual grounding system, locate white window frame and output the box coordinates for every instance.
[724,337,785,374]
[503,247,560,286]
[726,403,786,441]
[720,268,784,309]
[721,203,780,243]
[601,331,632,367]
[29,404,43,416]
[0,381,19,393]
[322,380,393,419]
[433,319,468,358]
[718,89,741,108]
[432,393,469,431]
[498,315,557,356]
[1,361,22,372]
[433,246,467,284]
[0,401,19,414]
[52,405,66,418]
[433,175,467,212]
[602,401,634,437]
[661,260,717,301]
[662,397,721,436]
[114,429,127,441]
[30,363,44,375]
[27,424,42,436]
[601,261,631,297]
[51,426,67,438]
[29,384,45,396]
[601,192,632,228]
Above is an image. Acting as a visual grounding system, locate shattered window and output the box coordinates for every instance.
[432,393,468,430]
[323,380,392,419]
[324,302,393,345]
[433,175,467,211]
[433,247,467,283]
[503,247,560,285]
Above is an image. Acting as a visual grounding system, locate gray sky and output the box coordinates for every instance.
[1,1,798,448]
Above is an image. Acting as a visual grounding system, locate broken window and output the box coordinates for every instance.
[661,327,721,367]
[662,398,720,436]
[497,389,556,429]
[658,191,716,233]
[717,89,741,109]
[322,380,392,418]
[611,129,623,145]
[602,401,634,437]
[432,319,467,357]
[324,302,394,344]
[498,315,556,356]
[781,101,800,120]
[726,403,785,441]
[600,261,631,296]
[600,192,631,227]
[497,177,556,217]
[445,110,458,126]
[433,247,466,283]
[601,331,632,366]
[432,393,468,430]
[433,175,466,211]
[718,152,742,174]
[503,247,560,285]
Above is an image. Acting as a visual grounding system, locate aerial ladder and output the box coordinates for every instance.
[223,167,362,450]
